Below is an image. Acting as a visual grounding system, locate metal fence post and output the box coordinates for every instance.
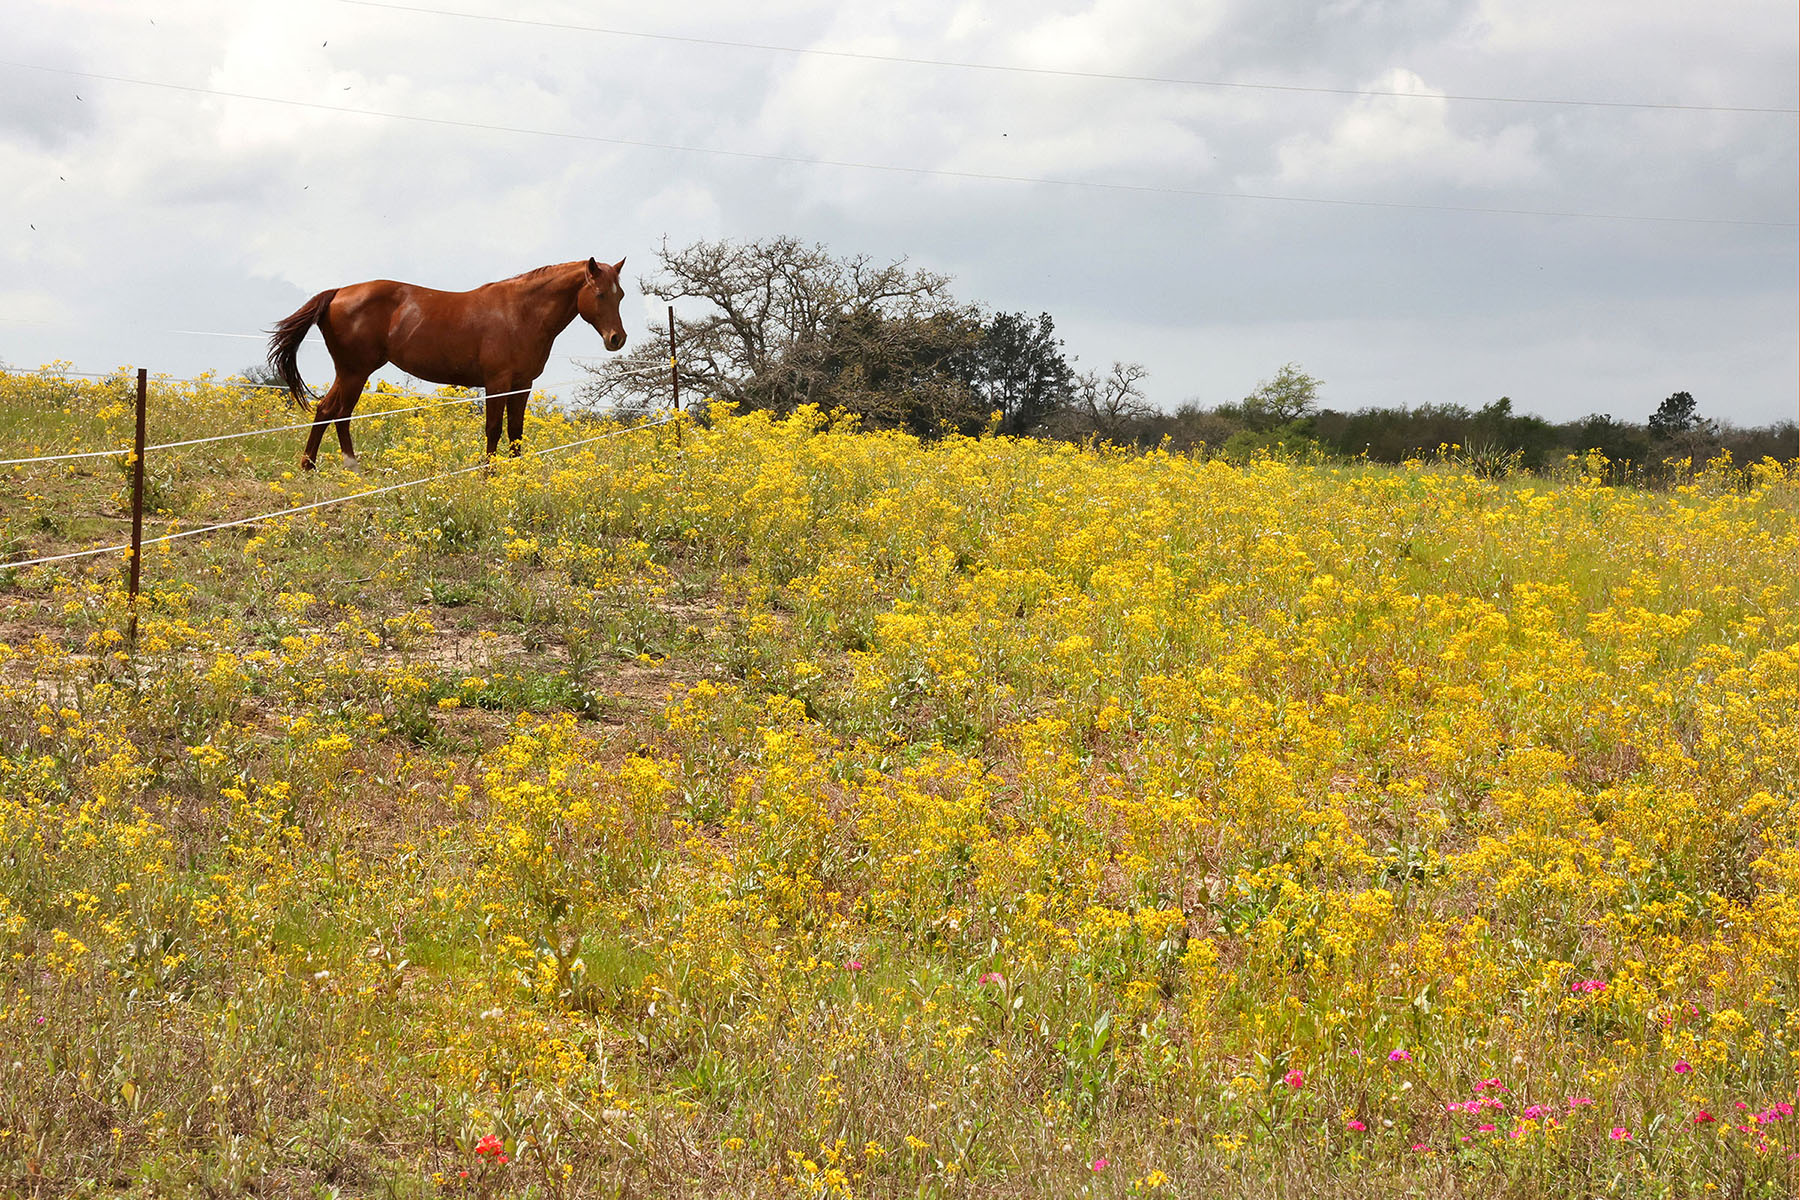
[126,367,147,650]
[668,305,681,451]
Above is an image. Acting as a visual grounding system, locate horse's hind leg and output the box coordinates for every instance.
[332,373,371,469]
[299,372,369,470]
[301,391,334,471]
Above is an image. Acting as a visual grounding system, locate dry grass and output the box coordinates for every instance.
[0,369,1793,1197]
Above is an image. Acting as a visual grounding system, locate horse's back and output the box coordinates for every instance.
[310,264,587,390]
[324,279,488,386]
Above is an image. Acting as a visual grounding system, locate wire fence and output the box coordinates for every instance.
[0,298,693,650]
[0,374,588,467]
[0,342,689,657]
[0,412,676,572]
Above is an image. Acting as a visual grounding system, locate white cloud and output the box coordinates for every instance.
[1270,68,1544,191]
[0,0,1791,422]
[0,288,76,328]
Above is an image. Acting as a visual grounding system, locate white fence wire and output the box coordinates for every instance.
[0,414,677,572]
[0,375,587,467]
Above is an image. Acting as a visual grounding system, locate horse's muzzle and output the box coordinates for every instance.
[605,332,626,352]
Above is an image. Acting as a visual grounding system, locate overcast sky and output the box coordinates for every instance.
[3,0,1796,426]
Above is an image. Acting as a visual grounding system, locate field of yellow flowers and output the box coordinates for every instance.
[0,366,1793,1197]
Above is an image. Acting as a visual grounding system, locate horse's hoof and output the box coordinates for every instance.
[341,453,360,472]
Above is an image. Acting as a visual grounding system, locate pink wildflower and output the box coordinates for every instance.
[978,971,1003,985]
[1284,1069,1305,1089]
[1568,1096,1596,1107]
[1090,1158,1109,1172]
[1610,1127,1630,1140]
[1569,979,1607,994]
[1477,1124,1496,1133]
[1522,1104,1550,1121]
[846,959,865,971]
[1476,1078,1506,1091]
[1346,1119,1366,1132]
[1693,1111,1716,1124]
[1673,1060,1692,1074]
[1388,1048,1412,1063]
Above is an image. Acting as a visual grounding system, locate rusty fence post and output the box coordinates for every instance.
[126,367,147,650]
[667,305,681,451]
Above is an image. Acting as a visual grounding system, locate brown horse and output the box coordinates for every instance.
[267,258,628,469]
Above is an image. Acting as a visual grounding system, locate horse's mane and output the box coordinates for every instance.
[500,261,581,285]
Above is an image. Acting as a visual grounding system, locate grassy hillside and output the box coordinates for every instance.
[1,368,1794,1197]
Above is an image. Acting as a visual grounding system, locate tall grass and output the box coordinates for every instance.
[0,368,1793,1196]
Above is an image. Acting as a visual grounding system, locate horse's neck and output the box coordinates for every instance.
[508,264,584,338]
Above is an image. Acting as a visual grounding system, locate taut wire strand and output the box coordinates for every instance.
[0,415,674,571]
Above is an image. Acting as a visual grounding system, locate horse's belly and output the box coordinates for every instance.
[385,315,484,387]
[392,356,483,389]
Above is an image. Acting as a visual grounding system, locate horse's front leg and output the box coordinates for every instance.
[505,379,533,457]
[483,391,507,459]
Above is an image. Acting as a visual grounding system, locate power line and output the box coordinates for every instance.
[4,59,1793,229]
[341,0,1800,116]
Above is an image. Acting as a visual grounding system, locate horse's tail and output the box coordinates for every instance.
[266,289,337,410]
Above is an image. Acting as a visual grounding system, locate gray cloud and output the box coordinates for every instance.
[0,0,1793,427]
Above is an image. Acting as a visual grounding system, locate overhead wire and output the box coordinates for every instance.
[340,0,1800,116]
[3,59,1791,229]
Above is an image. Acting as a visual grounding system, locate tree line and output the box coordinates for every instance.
[580,237,1796,482]
[1134,374,1797,484]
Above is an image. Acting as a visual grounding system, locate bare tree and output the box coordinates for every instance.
[577,236,982,432]
[1050,361,1154,443]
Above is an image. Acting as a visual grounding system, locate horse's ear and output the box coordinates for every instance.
[586,257,601,278]
[613,257,626,275]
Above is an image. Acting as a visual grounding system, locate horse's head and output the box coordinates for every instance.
[579,257,628,352]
